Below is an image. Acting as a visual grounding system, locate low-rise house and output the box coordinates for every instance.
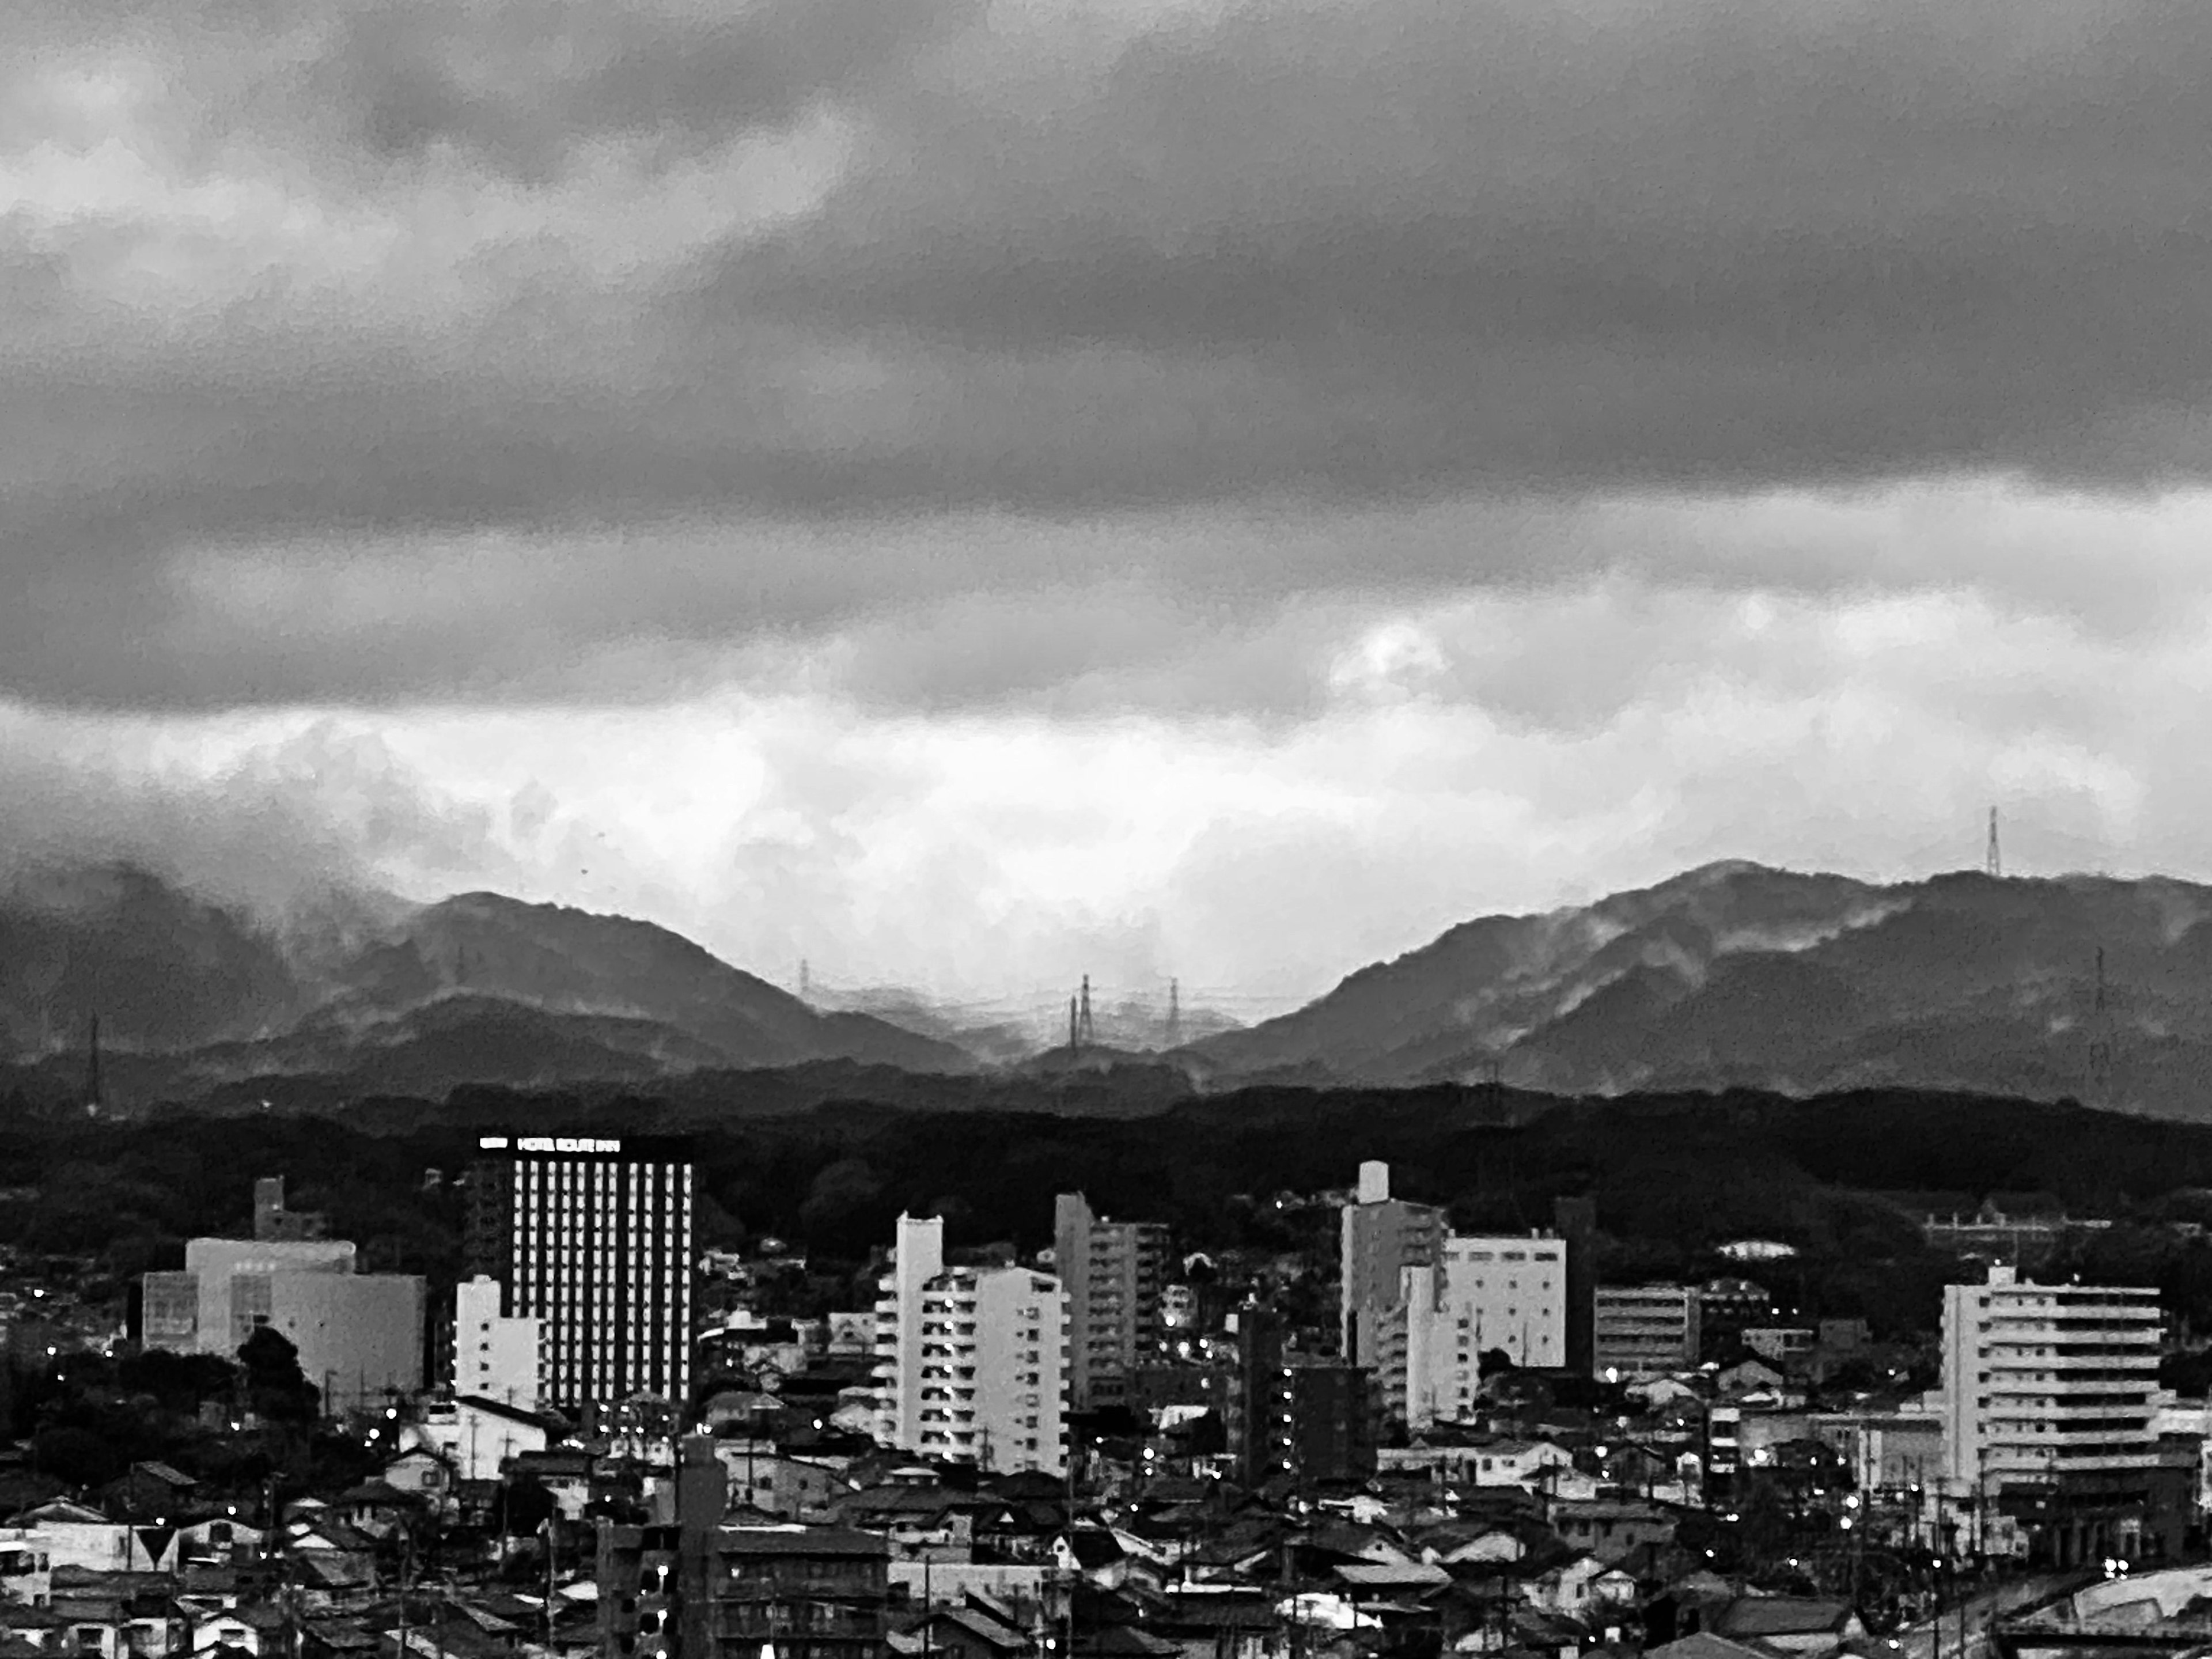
[1151,1588,1286,1659]
[47,1567,186,1659]
[189,1604,289,1657]
[1054,1530,1131,1590]
[0,1600,71,1654]
[0,1533,54,1605]
[1521,1554,1609,1618]
[378,1449,457,1512]
[1549,1502,1677,1567]
[405,1399,561,1486]
[1709,1597,1866,1657]
[889,1602,1033,1659]
[706,1447,856,1523]
[1470,1441,1574,1491]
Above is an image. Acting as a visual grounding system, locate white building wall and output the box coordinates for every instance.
[409,1399,552,1482]
[177,1238,355,1355]
[1399,1233,1566,1426]
[453,1275,543,1410]
[971,1266,1067,1476]
[873,1213,945,1452]
[872,1215,1066,1476]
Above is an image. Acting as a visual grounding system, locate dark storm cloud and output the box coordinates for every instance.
[729,0,2212,487]
[7,0,2212,713]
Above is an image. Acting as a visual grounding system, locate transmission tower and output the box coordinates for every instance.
[1078,975,1094,1048]
[1986,806,2002,878]
[799,958,810,1002]
[2088,946,2114,1097]
[1165,978,1181,1050]
[84,1012,103,1119]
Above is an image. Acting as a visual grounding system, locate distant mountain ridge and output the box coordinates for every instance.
[0,864,973,1104]
[1181,861,2212,1118]
[22,857,2212,1119]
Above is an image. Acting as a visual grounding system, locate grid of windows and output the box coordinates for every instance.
[474,1137,694,1414]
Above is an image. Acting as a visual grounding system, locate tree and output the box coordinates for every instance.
[237,1328,319,1424]
[1477,1347,1516,1380]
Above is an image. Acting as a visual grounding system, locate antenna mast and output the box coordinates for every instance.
[1165,978,1181,1050]
[1078,975,1094,1048]
[799,958,810,1002]
[1986,806,2002,878]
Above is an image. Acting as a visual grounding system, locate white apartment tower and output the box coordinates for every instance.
[1339,1161,1445,1366]
[1341,1161,1568,1425]
[1941,1264,2164,1558]
[873,1213,1070,1475]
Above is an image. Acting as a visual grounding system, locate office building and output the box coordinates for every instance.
[453,1274,544,1410]
[1387,1231,1567,1427]
[599,1440,890,1659]
[1941,1264,2167,1566]
[140,1236,423,1415]
[1339,1161,1445,1365]
[870,1214,1068,1475]
[463,1131,695,1416]
[1053,1192,1171,1411]
[1594,1284,1702,1378]
[1226,1302,1375,1487]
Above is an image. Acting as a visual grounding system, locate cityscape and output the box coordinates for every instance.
[12,1,2212,1659]
[5,1109,2212,1659]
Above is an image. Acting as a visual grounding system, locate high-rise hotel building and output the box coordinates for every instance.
[464,1131,695,1415]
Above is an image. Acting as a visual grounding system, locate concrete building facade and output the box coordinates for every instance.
[1594,1284,1702,1379]
[452,1274,543,1410]
[1339,1161,1445,1366]
[462,1131,695,1415]
[1941,1264,2167,1565]
[1052,1192,1171,1411]
[139,1237,423,1415]
[1226,1302,1374,1487]
[1393,1233,1568,1427]
[871,1214,1069,1475]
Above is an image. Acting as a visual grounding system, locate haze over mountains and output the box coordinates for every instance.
[1184,860,2210,1116]
[9,857,2212,1119]
[0,863,973,1101]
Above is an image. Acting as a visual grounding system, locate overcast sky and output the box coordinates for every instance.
[7,0,2212,1013]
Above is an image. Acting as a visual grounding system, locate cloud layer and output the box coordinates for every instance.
[9,0,2211,1007]
[7,0,2212,713]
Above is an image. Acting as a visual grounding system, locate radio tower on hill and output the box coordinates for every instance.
[1986,806,2002,878]
[2088,946,2115,1101]
[84,1013,103,1119]
[1165,978,1181,1050]
[1078,975,1095,1048]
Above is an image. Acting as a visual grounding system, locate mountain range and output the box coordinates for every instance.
[0,863,974,1104]
[1181,859,2210,1115]
[9,857,2212,1118]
